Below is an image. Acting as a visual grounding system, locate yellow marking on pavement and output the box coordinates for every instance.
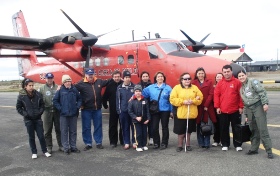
[0,105,15,108]
[230,133,280,156]
[267,124,280,127]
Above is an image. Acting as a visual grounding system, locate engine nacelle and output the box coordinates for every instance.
[44,40,91,62]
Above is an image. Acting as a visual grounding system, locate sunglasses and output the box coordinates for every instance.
[182,78,191,80]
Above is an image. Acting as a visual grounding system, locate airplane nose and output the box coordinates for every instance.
[230,63,246,78]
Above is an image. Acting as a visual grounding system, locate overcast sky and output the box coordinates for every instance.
[0,0,279,80]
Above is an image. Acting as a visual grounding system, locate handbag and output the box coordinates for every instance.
[200,113,213,136]
[234,122,252,143]
[149,89,163,115]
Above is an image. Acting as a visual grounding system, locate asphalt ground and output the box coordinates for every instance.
[0,92,279,176]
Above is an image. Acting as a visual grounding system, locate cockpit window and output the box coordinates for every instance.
[158,42,186,53]
[148,45,159,59]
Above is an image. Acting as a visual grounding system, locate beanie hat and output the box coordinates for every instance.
[62,75,72,83]
[122,70,131,78]
[134,84,142,92]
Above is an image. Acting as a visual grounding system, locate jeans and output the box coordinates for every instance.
[197,124,210,147]
[119,112,135,145]
[60,116,78,151]
[81,109,103,146]
[24,119,47,154]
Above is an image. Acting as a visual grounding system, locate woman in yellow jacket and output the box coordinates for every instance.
[170,72,203,152]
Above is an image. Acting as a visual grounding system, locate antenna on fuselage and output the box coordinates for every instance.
[132,30,134,41]
[148,32,150,39]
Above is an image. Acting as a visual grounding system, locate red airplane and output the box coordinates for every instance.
[0,10,244,87]
[180,30,241,55]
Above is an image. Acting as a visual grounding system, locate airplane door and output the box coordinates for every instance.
[138,43,166,78]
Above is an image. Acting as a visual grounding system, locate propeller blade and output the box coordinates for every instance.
[60,9,88,37]
[85,46,91,68]
[200,33,211,43]
[180,30,196,45]
[96,28,120,38]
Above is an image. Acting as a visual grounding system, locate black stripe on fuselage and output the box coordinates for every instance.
[168,50,205,58]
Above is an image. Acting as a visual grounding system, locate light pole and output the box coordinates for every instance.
[277,48,278,70]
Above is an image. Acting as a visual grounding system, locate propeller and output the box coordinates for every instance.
[180,29,196,45]
[60,9,97,68]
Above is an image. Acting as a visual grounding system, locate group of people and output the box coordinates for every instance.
[16,65,274,159]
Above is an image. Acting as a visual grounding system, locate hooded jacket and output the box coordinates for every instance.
[16,89,45,120]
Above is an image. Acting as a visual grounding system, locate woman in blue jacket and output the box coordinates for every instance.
[53,75,82,154]
[142,71,173,150]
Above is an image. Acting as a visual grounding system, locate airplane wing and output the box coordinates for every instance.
[0,35,53,51]
[201,43,240,51]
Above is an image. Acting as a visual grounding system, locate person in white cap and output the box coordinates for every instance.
[53,75,82,155]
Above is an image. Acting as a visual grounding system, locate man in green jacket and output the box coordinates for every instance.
[38,73,63,153]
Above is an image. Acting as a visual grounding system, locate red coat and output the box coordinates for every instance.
[214,77,244,114]
[192,79,216,124]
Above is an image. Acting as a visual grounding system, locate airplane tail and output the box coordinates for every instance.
[12,10,38,77]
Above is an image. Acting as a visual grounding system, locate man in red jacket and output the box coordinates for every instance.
[214,65,244,151]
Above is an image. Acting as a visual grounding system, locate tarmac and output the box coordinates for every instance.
[0,92,279,176]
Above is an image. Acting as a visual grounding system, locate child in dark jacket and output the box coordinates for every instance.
[128,85,151,152]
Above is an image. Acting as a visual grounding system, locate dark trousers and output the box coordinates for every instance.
[24,119,47,154]
[148,118,153,139]
[152,111,170,146]
[42,110,62,149]
[109,109,123,145]
[119,112,135,145]
[133,123,148,148]
[219,111,242,148]
[213,114,221,143]
[60,116,78,151]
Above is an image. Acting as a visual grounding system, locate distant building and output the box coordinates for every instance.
[244,60,280,72]
[211,52,253,64]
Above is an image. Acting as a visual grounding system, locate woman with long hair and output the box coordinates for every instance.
[192,67,216,149]
[16,78,51,159]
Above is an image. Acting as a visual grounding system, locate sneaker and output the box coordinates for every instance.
[71,148,81,153]
[136,147,143,152]
[153,144,159,149]
[212,142,218,147]
[96,144,104,149]
[142,146,148,151]
[149,138,154,146]
[268,153,274,159]
[246,150,258,155]
[83,145,92,151]
[44,152,51,157]
[222,147,228,151]
[31,154,37,159]
[236,147,243,152]
[123,144,130,150]
[132,143,137,149]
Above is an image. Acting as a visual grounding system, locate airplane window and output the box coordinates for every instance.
[118,56,124,65]
[148,45,159,59]
[128,55,134,64]
[104,58,109,66]
[74,62,79,68]
[95,58,101,66]
[158,42,181,53]
[89,59,93,67]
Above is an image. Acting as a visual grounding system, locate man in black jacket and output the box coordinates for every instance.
[75,68,111,151]
[103,71,123,148]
